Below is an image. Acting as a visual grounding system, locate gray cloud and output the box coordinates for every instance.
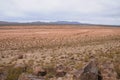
[0,0,120,25]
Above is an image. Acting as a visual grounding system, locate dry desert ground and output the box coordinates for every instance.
[0,25,120,80]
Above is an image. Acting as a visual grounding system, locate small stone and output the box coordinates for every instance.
[33,66,47,77]
[18,54,23,59]
[55,65,66,77]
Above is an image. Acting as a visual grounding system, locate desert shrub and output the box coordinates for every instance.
[74,62,83,69]
[26,66,33,74]
[113,51,120,79]
[27,59,34,66]
[6,67,25,80]
[44,63,56,79]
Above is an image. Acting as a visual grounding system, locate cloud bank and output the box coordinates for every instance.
[0,0,120,25]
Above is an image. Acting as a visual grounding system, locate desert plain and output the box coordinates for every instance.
[0,25,120,80]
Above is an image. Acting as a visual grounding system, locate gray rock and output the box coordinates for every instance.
[0,68,7,80]
[0,72,7,80]
[73,60,102,80]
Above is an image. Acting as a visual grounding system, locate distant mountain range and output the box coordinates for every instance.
[0,21,82,26]
[0,21,19,25]
[0,21,119,27]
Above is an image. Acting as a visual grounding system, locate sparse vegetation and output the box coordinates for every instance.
[0,25,120,80]
[6,66,25,80]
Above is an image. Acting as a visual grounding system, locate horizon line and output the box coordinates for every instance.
[0,20,120,26]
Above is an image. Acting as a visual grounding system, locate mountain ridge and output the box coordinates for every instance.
[0,21,120,27]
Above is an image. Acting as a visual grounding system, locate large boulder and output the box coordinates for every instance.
[73,60,102,80]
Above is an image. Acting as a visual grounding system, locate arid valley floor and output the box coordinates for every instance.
[0,25,120,80]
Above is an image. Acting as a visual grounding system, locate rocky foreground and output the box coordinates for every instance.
[0,60,101,80]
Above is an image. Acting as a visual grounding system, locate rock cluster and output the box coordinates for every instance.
[18,60,103,80]
[2,60,119,80]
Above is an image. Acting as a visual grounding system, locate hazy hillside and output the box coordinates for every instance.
[0,21,82,26]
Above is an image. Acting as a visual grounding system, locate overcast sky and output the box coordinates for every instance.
[0,0,120,25]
